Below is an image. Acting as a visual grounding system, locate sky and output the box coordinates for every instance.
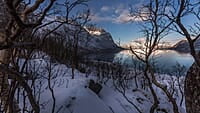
[57,0,198,44]
[87,0,145,44]
[84,0,200,44]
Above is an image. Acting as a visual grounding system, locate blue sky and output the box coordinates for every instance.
[85,0,200,44]
[87,0,145,44]
[57,0,197,44]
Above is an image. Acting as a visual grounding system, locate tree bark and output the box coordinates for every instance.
[185,63,200,113]
[0,33,20,113]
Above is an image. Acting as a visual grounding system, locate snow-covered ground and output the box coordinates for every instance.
[16,52,186,113]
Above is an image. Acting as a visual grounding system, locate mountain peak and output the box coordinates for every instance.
[84,26,106,36]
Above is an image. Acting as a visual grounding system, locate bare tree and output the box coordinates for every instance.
[69,10,90,79]
[130,0,179,113]
[0,0,57,112]
[112,64,142,113]
[163,0,200,112]
[169,63,186,107]
[0,0,90,112]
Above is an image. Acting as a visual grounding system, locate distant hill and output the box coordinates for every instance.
[172,39,200,52]
[122,38,173,50]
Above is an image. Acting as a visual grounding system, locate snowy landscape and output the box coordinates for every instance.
[17,52,186,113]
[0,0,200,113]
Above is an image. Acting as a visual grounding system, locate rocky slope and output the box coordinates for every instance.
[37,19,122,54]
[81,27,122,53]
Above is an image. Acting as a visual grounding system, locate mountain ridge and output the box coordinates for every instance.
[172,38,200,52]
[37,19,122,54]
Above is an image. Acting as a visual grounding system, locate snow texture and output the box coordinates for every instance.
[16,52,186,113]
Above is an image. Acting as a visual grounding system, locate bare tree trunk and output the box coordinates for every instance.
[151,74,179,113]
[0,34,19,113]
[0,33,11,113]
[167,0,200,112]
[144,66,159,113]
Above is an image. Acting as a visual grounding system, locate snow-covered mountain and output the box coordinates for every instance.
[173,39,200,52]
[122,38,146,49]
[0,3,121,54]
[37,18,121,54]
[122,38,173,49]
[123,37,200,53]
[82,27,121,52]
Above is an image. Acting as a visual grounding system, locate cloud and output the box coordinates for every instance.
[114,3,125,14]
[100,6,110,12]
[90,11,146,24]
[90,4,148,24]
[89,13,114,22]
[114,9,148,23]
[114,10,134,23]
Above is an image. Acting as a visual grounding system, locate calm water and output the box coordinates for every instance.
[85,50,194,73]
[113,50,194,73]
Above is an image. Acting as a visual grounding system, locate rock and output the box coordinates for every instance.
[185,63,200,113]
[88,80,102,95]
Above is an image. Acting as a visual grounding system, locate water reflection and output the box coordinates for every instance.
[114,50,194,73]
[84,50,194,73]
